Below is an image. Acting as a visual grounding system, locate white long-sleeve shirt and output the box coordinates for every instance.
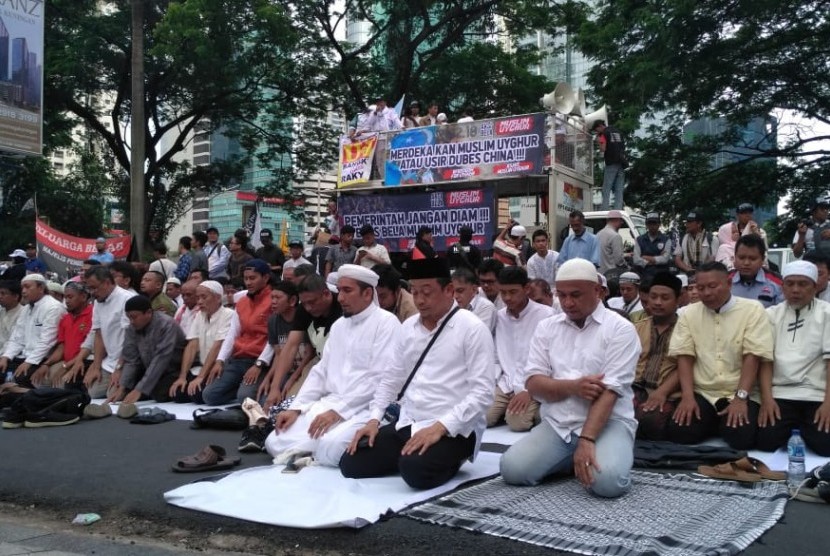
[467,295,496,334]
[357,107,402,133]
[368,304,496,444]
[524,304,641,441]
[495,300,555,394]
[526,250,559,286]
[290,304,400,420]
[205,241,230,279]
[86,286,136,373]
[2,295,65,364]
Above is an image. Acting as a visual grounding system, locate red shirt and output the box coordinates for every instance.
[57,304,93,361]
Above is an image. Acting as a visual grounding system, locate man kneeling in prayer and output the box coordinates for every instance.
[341,258,495,490]
[500,259,641,498]
[264,265,400,467]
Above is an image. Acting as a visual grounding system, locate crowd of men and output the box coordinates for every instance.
[1,197,829,498]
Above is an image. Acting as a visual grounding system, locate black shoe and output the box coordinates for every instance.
[811,462,830,482]
[2,412,24,429]
[23,411,81,428]
[238,424,270,453]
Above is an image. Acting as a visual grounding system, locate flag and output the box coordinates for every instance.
[393,94,405,118]
[279,219,289,252]
[244,202,263,250]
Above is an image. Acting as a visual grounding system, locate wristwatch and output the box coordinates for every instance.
[735,389,749,401]
[255,361,267,371]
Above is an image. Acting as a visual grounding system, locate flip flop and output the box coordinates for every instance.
[172,444,241,473]
[697,461,762,483]
[735,457,787,481]
[131,407,175,424]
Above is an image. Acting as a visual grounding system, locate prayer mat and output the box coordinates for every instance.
[404,470,788,556]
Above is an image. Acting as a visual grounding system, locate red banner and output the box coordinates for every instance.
[35,220,131,279]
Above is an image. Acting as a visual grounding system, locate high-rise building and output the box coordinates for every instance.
[0,18,9,82]
[11,37,28,85]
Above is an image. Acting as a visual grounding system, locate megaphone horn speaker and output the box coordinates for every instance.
[573,88,587,116]
[584,105,609,130]
[541,82,576,114]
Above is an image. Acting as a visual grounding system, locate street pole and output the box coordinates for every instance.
[130,0,146,259]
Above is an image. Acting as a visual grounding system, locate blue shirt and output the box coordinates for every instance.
[89,251,115,264]
[558,231,600,268]
[25,257,47,274]
[730,268,783,308]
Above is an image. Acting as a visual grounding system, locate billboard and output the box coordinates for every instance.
[383,114,546,186]
[339,186,495,252]
[36,220,131,279]
[0,0,44,155]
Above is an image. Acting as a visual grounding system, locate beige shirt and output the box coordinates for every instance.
[187,306,234,364]
[669,296,773,404]
[0,304,22,353]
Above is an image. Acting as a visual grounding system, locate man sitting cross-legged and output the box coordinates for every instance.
[666,261,773,449]
[757,261,830,455]
[264,265,400,466]
[341,258,495,490]
[499,259,641,498]
[487,266,554,431]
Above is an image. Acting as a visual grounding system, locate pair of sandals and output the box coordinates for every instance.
[697,457,786,483]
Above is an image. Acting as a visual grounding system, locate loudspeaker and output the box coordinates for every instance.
[540,82,576,114]
[574,88,587,116]
[583,105,609,130]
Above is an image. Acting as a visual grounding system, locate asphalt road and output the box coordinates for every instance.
[0,417,827,556]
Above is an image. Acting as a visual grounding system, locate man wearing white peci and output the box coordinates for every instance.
[264,265,400,466]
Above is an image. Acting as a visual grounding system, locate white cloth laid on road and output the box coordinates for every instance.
[164,451,500,529]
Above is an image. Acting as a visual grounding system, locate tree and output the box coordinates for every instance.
[45,0,338,242]
[564,0,830,219]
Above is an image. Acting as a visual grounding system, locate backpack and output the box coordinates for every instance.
[8,387,90,418]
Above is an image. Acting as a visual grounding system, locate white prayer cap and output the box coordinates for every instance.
[21,273,47,284]
[336,264,379,288]
[677,274,689,288]
[597,273,608,290]
[556,259,598,283]
[166,276,181,286]
[326,272,339,294]
[782,260,818,283]
[197,280,224,297]
[619,272,641,284]
[510,225,527,238]
[46,281,64,294]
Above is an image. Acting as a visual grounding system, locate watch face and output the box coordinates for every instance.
[736,389,749,400]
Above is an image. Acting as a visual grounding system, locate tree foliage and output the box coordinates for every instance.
[45,0,338,241]
[564,0,830,220]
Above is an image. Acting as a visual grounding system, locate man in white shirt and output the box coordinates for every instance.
[264,265,400,466]
[282,241,312,272]
[597,210,627,274]
[169,281,234,402]
[487,267,555,431]
[478,259,506,310]
[526,229,558,286]
[149,243,178,281]
[80,266,137,399]
[204,226,230,279]
[0,280,22,353]
[452,268,496,334]
[342,258,495,489]
[0,274,66,387]
[757,261,830,455]
[172,279,200,333]
[355,97,402,180]
[354,225,391,269]
[500,258,641,498]
[674,211,718,272]
[607,272,644,315]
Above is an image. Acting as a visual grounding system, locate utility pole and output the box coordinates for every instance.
[129,0,146,259]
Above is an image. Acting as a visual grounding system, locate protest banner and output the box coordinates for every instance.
[35,219,131,279]
[337,135,377,188]
[383,114,546,186]
[554,175,587,217]
[339,186,495,252]
[0,1,44,155]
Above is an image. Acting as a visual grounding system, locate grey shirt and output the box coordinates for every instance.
[121,312,186,396]
[597,224,625,274]
[190,249,208,274]
[326,244,358,273]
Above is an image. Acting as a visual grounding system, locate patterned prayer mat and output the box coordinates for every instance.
[404,471,788,556]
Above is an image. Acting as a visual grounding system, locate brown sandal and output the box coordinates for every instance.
[735,457,787,481]
[172,444,241,473]
[697,461,762,483]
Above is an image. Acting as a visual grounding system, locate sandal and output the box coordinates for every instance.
[697,461,762,483]
[172,444,241,473]
[735,457,786,481]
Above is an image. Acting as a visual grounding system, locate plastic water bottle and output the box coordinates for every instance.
[787,429,806,488]
[4,371,12,384]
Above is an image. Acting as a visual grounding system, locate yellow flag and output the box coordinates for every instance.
[279,219,289,252]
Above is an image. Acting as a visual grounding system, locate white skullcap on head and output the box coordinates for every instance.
[337,264,379,288]
[556,259,598,283]
[166,276,181,286]
[21,273,46,284]
[510,225,527,237]
[782,260,818,283]
[597,273,608,289]
[197,280,224,297]
[46,281,64,294]
[619,272,641,284]
[677,274,689,288]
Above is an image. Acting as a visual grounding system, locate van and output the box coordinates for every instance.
[582,211,648,253]
[766,247,795,273]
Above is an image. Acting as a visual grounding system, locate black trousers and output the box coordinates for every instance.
[339,424,476,490]
[633,385,678,441]
[665,393,759,450]
[756,398,830,456]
